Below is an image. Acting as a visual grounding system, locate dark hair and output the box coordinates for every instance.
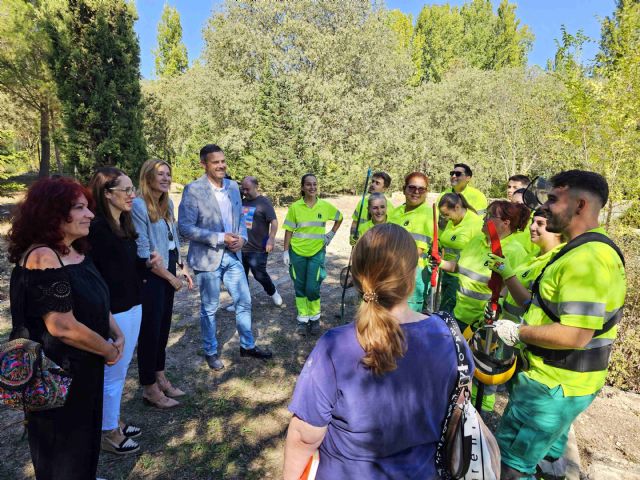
[8,177,93,263]
[243,176,258,186]
[487,200,530,233]
[372,172,391,188]
[300,173,317,197]
[88,167,138,239]
[532,208,549,219]
[549,170,609,207]
[199,144,224,162]
[403,171,429,190]
[454,163,472,177]
[351,224,417,375]
[508,174,530,185]
[513,187,538,207]
[438,192,477,213]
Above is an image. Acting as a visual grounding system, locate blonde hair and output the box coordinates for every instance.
[351,223,418,375]
[139,159,172,222]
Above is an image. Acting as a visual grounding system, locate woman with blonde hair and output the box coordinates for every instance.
[284,223,469,479]
[132,159,193,409]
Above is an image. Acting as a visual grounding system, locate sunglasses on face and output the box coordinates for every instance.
[109,186,136,195]
[406,185,427,194]
[450,171,465,177]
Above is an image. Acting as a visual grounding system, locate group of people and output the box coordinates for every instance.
[6,144,626,480]
[284,168,626,480]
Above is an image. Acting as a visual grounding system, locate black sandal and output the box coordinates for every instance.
[101,432,140,455]
[120,423,142,438]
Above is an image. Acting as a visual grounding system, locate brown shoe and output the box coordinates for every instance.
[142,392,180,409]
[157,378,186,398]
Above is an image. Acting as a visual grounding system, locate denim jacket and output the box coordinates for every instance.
[132,197,180,269]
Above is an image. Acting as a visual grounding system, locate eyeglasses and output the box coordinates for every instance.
[450,171,465,177]
[406,185,427,194]
[109,186,136,196]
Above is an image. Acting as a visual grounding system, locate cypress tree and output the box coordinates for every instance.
[47,0,146,178]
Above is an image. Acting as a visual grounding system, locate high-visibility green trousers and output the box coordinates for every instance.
[496,372,597,475]
[439,272,458,313]
[289,249,326,322]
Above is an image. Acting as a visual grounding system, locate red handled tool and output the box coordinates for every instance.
[428,202,441,312]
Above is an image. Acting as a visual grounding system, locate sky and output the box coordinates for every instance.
[134,0,616,80]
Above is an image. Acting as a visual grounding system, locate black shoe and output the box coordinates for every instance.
[240,345,273,359]
[309,320,321,335]
[296,321,308,337]
[205,354,224,370]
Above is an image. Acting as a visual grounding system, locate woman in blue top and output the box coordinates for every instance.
[284,223,471,479]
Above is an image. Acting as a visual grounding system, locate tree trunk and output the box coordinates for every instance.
[39,103,51,178]
[50,108,63,174]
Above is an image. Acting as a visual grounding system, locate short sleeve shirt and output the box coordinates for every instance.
[242,195,277,253]
[283,199,342,257]
[438,185,488,216]
[289,318,470,479]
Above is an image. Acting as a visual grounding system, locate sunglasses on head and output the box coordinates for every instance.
[406,185,427,194]
[450,171,465,177]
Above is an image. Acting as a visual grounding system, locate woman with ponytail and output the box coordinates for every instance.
[284,224,470,479]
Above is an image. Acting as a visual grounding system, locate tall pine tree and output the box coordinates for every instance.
[47,0,146,178]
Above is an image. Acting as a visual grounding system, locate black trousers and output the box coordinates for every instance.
[137,249,177,386]
[242,251,276,296]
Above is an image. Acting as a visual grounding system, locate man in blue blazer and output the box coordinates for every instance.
[178,144,272,370]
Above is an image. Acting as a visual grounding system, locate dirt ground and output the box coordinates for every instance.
[0,193,639,479]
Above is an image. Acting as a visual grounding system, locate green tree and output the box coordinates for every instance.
[47,0,147,178]
[386,9,413,53]
[154,3,188,78]
[0,0,58,177]
[492,0,534,68]
[460,0,495,69]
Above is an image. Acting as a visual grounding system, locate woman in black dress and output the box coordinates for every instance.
[8,177,125,480]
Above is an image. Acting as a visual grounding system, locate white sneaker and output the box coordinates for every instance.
[225,304,235,312]
[271,290,283,306]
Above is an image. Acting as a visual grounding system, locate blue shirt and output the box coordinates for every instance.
[289,316,470,479]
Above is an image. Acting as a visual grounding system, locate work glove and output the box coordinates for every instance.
[324,231,335,247]
[283,251,290,267]
[483,302,502,323]
[486,253,516,280]
[349,235,357,247]
[490,320,521,347]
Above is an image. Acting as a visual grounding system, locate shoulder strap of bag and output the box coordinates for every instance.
[10,246,65,340]
[434,311,472,480]
[530,232,624,330]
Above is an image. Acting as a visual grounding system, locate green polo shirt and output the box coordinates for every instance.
[440,209,483,264]
[522,228,626,396]
[283,198,342,257]
[388,202,434,267]
[439,185,488,215]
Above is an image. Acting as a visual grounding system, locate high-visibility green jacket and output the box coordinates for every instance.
[357,219,385,237]
[388,202,434,267]
[440,209,483,266]
[283,198,342,257]
[453,233,529,326]
[522,227,626,397]
[439,185,488,216]
[502,243,565,321]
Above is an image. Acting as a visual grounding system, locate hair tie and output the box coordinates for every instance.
[362,291,378,303]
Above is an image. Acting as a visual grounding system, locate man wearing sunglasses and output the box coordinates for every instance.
[440,163,488,216]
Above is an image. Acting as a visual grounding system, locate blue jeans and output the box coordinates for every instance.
[195,251,255,356]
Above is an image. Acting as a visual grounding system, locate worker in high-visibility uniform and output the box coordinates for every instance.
[438,163,488,215]
[434,200,530,412]
[388,172,433,313]
[283,174,343,337]
[354,193,388,239]
[501,209,564,322]
[349,171,394,243]
[489,171,626,479]
[437,192,483,313]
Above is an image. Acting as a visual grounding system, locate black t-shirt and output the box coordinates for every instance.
[242,195,277,253]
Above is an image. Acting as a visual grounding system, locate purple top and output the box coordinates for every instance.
[289,315,470,479]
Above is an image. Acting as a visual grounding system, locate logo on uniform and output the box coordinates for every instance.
[403,221,410,227]
[318,213,322,219]
[451,235,457,241]
[522,270,530,278]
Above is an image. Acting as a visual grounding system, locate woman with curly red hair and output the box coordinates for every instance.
[8,176,125,480]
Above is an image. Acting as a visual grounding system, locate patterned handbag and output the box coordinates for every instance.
[0,337,72,412]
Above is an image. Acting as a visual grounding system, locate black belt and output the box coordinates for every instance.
[525,344,612,373]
